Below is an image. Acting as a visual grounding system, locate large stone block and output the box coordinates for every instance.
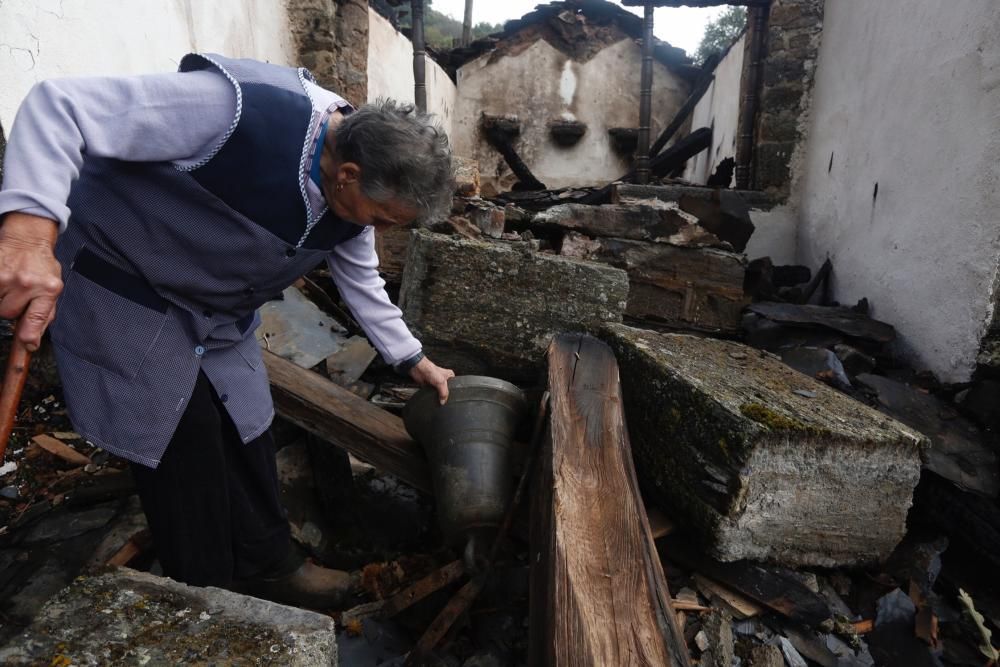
[400,229,628,378]
[604,324,926,567]
[0,568,338,665]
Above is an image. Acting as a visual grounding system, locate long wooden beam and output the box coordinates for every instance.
[529,334,691,666]
[263,349,432,493]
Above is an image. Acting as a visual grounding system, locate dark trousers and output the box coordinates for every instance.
[130,371,291,587]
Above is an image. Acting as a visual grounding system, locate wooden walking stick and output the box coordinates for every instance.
[0,333,32,460]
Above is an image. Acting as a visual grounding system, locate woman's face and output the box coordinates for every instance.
[321,158,419,233]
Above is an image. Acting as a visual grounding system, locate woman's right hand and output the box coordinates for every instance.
[0,213,63,351]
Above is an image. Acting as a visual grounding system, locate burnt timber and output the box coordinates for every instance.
[529,334,690,666]
[263,349,432,493]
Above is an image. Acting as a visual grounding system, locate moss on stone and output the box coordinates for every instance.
[739,403,807,431]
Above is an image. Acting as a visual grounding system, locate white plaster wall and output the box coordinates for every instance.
[684,33,745,186]
[367,10,458,138]
[746,205,796,266]
[0,0,293,131]
[795,0,1000,382]
[453,38,688,193]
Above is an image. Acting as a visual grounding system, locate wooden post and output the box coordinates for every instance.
[462,0,474,46]
[635,3,654,185]
[411,0,427,112]
[736,5,768,189]
[529,333,691,666]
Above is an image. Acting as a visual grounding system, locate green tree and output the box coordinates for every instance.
[694,6,747,65]
[402,1,502,49]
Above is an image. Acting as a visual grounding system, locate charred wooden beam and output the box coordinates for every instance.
[529,334,691,666]
[581,127,712,204]
[482,117,546,191]
[661,536,832,627]
[650,127,712,178]
[263,349,432,492]
[650,53,719,157]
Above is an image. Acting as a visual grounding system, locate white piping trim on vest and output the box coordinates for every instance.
[295,67,326,249]
[174,54,243,173]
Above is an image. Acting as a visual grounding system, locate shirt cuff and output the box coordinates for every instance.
[393,350,425,376]
[0,190,69,232]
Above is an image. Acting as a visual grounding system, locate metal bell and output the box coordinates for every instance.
[403,375,527,562]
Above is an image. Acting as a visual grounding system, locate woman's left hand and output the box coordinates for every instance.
[409,356,456,405]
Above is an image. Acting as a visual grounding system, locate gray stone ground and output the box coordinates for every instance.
[0,567,337,666]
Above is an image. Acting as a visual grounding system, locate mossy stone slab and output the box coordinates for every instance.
[0,568,337,666]
[604,324,926,567]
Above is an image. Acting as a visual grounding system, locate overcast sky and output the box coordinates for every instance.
[428,1,724,57]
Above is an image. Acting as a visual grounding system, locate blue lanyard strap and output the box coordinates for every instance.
[309,118,330,187]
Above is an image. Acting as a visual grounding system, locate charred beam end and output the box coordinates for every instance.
[548,120,587,147]
[650,126,712,178]
[480,115,546,191]
[649,52,719,157]
[608,127,639,156]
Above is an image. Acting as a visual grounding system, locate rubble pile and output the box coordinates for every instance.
[0,164,997,666]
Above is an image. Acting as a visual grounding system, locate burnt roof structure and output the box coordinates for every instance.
[423,0,699,83]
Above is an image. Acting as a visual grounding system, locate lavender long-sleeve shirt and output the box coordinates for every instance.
[0,70,421,365]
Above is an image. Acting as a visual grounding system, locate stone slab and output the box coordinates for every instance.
[577,237,748,334]
[533,202,723,247]
[0,568,337,666]
[257,286,348,369]
[612,183,781,211]
[399,229,628,379]
[604,324,926,567]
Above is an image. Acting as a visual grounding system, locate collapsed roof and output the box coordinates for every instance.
[382,0,700,84]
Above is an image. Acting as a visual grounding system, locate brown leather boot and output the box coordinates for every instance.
[233,560,361,610]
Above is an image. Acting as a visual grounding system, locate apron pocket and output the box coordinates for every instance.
[50,247,168,380]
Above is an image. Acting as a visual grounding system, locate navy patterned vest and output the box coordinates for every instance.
[50,54,362,467]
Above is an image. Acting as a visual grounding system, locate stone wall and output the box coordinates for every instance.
[753,0,824,194]
[287,0,369,106]
[452,38,690,194]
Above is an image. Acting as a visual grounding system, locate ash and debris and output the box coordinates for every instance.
[0,147,997,667]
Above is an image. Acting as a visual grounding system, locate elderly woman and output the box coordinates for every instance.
[0,53,454,608]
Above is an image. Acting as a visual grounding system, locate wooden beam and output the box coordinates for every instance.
[262,349,432,493]
[649,53,718,157]
[529,334,691,666]
[658,535,832,627]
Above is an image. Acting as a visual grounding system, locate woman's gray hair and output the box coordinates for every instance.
[332,99,453,222]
